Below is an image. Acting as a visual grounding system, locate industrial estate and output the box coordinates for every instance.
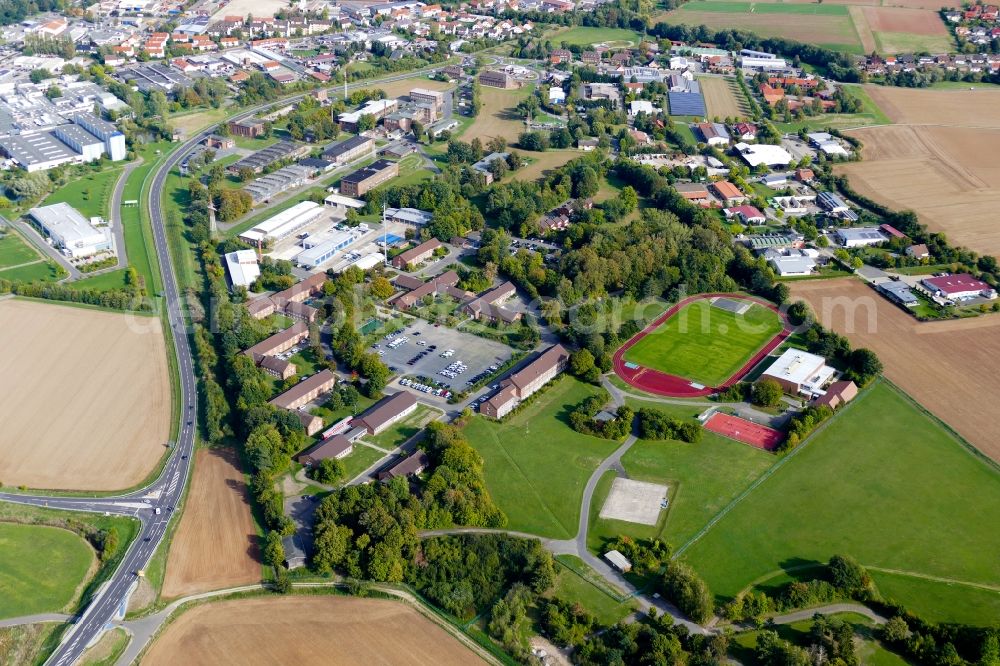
[0,0,997,665]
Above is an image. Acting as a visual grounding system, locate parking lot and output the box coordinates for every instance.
[372,318,512,394]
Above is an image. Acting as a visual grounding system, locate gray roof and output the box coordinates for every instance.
[54,124,104,147]
[1,131,77,166]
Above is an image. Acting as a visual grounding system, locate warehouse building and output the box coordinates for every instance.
[340,159,399,197]
[337,99,399,131]
[71,113,127,161]
[238,201,324,245]
[243,164,313,203]
[835,227,887,248]
[1,115,127,172]
[28,202,112,258]
[224,249,261,287]
[229,141,310,175]
[295,230,355,269]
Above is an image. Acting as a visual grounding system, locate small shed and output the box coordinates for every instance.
[604,549,633,573]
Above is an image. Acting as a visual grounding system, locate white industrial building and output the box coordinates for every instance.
[239,201,324,245]
[296,230,355,269]
[762,348,837,397]
[835,227,887,247]
[29,202,112,259]
[0,113,128,172]
[224,249,261,288]
[72,113,128,161]
[734,142,793,167]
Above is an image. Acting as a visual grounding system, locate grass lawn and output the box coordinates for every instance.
[463,377,621,539]
[341,444,388,481]
[589,399,773,554]
[684,382,1000,623]
[169,107,228,138]
[622,299,783,386]
[41,167,122,220]
[365,403,440,450]
[119,140,172,294]
[775,84,893,133]
[0,230,42,268]
[0,261,61,282]
[730,612,909,666]
[549,554,639,625]
[73,268,129,291]
[309,394,378,430]
[870,570,1000,627]
[0,523,94,619]
[551,26,644,46]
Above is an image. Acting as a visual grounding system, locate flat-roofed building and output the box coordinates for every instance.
[835,227,886,248]
[478,70,514,89]
[224,249,260,287]
[269,368,336,410]
[761,348,836,396]
[337,98,399,131]
[229,118,266,137]
[340,159,399,197]
[72,113,127,161]
[28,202,112,259]
[238,201,324,245]
[295,230,354,269]
[409,87,445,113]
[51,125,105,162]
[356,391,418,435]
[480,344,569,419]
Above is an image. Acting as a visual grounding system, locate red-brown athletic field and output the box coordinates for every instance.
[613,294,791,398]
[704,412,784,451]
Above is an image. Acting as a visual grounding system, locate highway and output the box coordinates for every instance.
[0,66,451,666]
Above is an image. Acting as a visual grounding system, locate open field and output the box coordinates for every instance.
[789,278,1000,462]
[463,377,620,539]
[366,403,440,449]
[551,555,639,625]
[513,150,580,183]
[549,26,644,47]
[80,627,129,666]
[0,229,42,268]
[0,299,170,490]
[622,299,784,387]
[698,77,747,120]
[210,0,285,21]
[0,523,94,619]
[684,382,1000,623]
[870,570,1000,627]
[41,167,122,220]
[466,85,532,145]
[0,623,65,666]
[169,108,228,138]
[142,595,483,665]
[656,0,950,54]
[161,448,260,598]
[364,75,454,101]
[837,87,1000,255]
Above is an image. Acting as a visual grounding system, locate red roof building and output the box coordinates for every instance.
[922,274,997,300]
[724,205,766,224]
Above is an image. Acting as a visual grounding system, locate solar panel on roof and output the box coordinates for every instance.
[667,92,706,117]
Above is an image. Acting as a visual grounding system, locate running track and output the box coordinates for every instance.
[612,293,793,398]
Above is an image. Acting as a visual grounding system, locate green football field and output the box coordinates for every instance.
[622,299,783,387]
[683,382,1000,623]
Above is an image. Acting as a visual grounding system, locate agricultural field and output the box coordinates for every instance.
[621,299,783,387]
[142,596,482,665]
[161,448,260,598]
[790,277,1000,463]
[0,299,170,491]
[463,377,621,539]
[656,0,951,54]
[588,399,774,553]
[684,382,1000,623]
[0,523,94,619]
[465,85,533,145]
[838,87,1000,256]
[698,76,749,120]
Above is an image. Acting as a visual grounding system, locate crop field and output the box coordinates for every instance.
[0,299,170,491]
[790,278,1000,462]
[656,0,951,54]
[143,596,482,665]
[465,85,533,145]
[837,87,1000,256]
[0,523,93,619]
[621,299,784,387]
[463,377,620,539]
[161,448,260,598]
[698,77,748,119]
[684,382,1000,622]
[588,399,773,552]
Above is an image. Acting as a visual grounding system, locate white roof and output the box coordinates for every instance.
[763,348,830,386]
[352,252,385,271]
[324,193,366,208]
[629,100,656,115]
[338,99,396,124]
[29,202,105,248]
[735,142,793,167]
[548,87,565,101]
[836,227,886,242]
[224,249,261,287]
[604,550,632,571]
[240,201,323,243]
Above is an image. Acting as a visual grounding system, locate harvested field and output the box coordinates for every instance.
[864,85,1000,126]
[840,113,1000,255]
[142,596,484,666]
[789,278,1000,462]
[862,6,949,35]
[0,299,170,491]
[161,448,259,598]
[467,85,531,144]
[699,77,747,119]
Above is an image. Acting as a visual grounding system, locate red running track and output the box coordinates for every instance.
[704,412,784,451]
[612,293,792,398]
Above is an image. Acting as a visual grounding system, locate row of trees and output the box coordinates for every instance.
[636,408,703,443]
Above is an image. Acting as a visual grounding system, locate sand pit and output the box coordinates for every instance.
[600,477,668,525]
[161,448,260,598]
[789,278,1000,463]
[0,299,170,491]
[142,596,484,666]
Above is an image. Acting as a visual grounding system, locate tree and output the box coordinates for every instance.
[356,113,377,132]
[881,616,909,643]
[311,457,346,485]
[237,166,256,182]
[569,348,595,377]
[369,276,394,301]
[847,347,882,385]
[263,530,285,568]
[751,378,783,407]
[828,554,869,593]
[661,560,714,623]
[29,68,53,84]
[410,119,424,141]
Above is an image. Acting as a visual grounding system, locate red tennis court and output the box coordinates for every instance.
[704,412,784,451]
